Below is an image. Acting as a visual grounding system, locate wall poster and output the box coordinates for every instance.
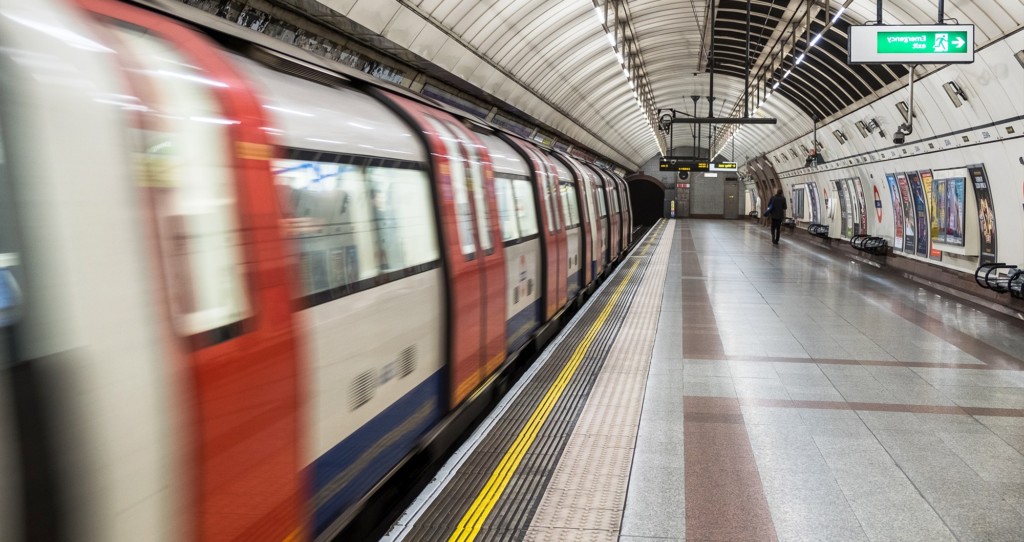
[807,182,820,224]
[919,170,942,260]
[907,171,929,257]
[835,180,852,238]
[968,164,997,265]
[853,178,868,235]
[843,179,856,237]
[886,173,905,249]
[895,173,916,253]
[937,177,966,246]
[792,186,806,220]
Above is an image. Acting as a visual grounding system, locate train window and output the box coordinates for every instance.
[548,172,562,230]
[274,160,378,294]
[597,188,608,217]
[425,118,475,257]
[111,26,251,337]
[561,183,580,227]
[610,186,621,213]
[494,177,520,241]
[367,167,438,270]
[0,124,21,328]
[547,173,560,232]
[582,176,597,224]
[512,180,539,237]
[444,121,492,253]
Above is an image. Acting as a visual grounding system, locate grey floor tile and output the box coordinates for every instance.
[936,431,1024,483]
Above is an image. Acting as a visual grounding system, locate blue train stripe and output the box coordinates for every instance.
[567,270,582,298]
[309,372,444,535]
[507,299,542,352]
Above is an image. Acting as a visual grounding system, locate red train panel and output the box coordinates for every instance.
[75,1,304,540]
[380,92,506,406]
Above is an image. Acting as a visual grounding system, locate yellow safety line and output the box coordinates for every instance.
[448,223,661,542]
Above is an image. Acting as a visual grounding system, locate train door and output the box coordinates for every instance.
[511,140,566,319]
[587,169,609,274]
[537,153,568,313]
[553,160,583,299]
[555,155,593,286]
[382,93,505,406]
[77,2,304,540]
[619,175,633,246]
[595,168,621,261]
[439,120,505,376]
[615,175,632,249]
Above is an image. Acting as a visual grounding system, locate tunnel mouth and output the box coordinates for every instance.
[627,176,665,227]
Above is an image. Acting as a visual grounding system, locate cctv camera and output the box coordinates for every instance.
[893,123,912,145]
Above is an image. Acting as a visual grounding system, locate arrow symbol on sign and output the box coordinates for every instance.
[953,36,966,49]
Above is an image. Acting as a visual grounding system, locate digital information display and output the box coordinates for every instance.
[659,159,738,172]
[848,25,974,64]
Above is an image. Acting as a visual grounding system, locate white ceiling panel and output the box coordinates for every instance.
[347,0,401,33]
[313,0,1022,169]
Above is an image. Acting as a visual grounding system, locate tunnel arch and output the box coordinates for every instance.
[625,174,666,228]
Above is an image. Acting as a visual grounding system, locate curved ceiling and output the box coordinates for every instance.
[327,0,1023,168]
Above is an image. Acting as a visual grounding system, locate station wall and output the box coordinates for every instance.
[767,30,1024,272]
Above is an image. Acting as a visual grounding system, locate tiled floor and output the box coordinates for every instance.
[623,219,1024,542]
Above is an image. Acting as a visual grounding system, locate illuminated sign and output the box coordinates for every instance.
[849,25,974,64]
[659,159,738,172]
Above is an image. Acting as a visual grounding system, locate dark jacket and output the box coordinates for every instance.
[768,194,787,220]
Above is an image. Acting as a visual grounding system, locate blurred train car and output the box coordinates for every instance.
[0,0,634,540]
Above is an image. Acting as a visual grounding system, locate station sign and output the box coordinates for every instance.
[849,25,974,64]
[659,158,738,172]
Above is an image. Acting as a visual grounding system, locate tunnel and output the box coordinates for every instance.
[626,175,666,228]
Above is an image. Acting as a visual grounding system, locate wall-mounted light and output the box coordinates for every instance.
[855,120,869,138]
[866,118,885,138]
[833,129,847,144]
[896,101,916,123]
[942,81,968,107]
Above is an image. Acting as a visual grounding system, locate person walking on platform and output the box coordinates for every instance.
[767,188,787,245]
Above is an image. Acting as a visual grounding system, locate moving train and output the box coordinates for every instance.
[0,0,634,540]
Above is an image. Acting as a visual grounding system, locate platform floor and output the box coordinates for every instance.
[388,219,1024,542]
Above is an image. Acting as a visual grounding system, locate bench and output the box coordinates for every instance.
[807,224,829,238]
[850,235,889,256]
[974,263,1021,294]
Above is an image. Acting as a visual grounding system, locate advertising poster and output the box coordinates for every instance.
[907,171,929,257]
[836,180,851,238]
[920,170,941,260]
[895,173,916,253]
[807,182,820,223]
[968,165,997,265]
[853,178,868,235]
[886,174,905,249]
[843,179,856,237]
[944,178,966,246]
[933,178,947,244]
[792,187,806,220]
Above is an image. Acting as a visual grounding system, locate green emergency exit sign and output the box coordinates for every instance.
[877,31,969,54]
[849,24,974,64]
